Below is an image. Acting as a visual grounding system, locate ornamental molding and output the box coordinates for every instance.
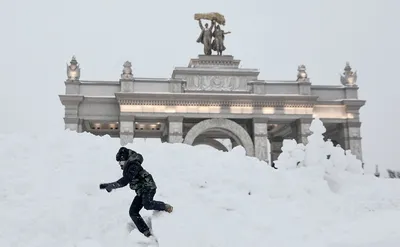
[115,92,318,108]
[172,68,260,77]
[117,99,316,108]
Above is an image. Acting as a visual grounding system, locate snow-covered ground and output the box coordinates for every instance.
[1,118,400,247]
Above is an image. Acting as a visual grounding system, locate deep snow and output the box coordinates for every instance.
[1,118,400,247]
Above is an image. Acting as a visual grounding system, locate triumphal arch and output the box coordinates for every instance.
[59,13,365,164]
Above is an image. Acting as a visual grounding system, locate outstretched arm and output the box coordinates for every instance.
[210,20,216,30]
[224,31,231,34]
[198,19,204,30]
[100,162,142,192]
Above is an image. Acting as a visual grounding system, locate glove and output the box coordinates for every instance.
[105,184,114,193]
[99,183,109,189]
[100,182,118,193]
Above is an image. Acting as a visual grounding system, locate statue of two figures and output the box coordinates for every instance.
[195,13,231,56]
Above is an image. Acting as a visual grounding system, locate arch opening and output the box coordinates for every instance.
[193,136,229,152]
[183,118,255,156]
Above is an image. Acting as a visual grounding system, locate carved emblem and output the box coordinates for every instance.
[189,75,242,91]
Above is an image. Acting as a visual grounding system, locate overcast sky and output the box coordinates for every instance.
[1,0,399,170]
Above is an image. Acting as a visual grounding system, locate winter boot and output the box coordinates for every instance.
[165,204,173,213]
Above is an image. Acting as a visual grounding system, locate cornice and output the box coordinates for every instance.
[115,92,318,107]
[172,67,260,78]
[315,99,365,107]
[342,99,366,108]
[80,80,119,85]
[59,95,84,105]
[64,80,81,85]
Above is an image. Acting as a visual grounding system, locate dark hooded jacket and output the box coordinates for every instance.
[114,148,157,195]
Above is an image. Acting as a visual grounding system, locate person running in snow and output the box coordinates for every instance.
[99,147,173,238]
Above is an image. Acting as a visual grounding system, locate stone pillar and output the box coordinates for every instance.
[339,121,363,161]
[60,95,84,133]
[119,115,135,146]
[270,137,283,162]
[167,116,183,143]
[253,118,269,163]
[296,118,312,145]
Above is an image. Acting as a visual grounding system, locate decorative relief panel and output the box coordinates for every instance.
[349,139,362,160]
[254,123,268,136]
[120,121,134,133]
[348,127,361,138]
[169,121,183,135]
[120,134,133,146]
[254,136,269,162]
[168,119,183,143]
[183,75,249,91]
[300,123,312,136]
[170,82,182,93]
[121,81,134,92]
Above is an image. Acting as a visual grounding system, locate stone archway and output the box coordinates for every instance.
[183,118,255,156]
[193,137,229,152]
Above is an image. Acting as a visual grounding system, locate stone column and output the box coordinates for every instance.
[296,118,312,145]
[339,121,363,161]
[270,137,283,162]
[167,116,183,143]
[253,118,269,163]
[119,115,135,146]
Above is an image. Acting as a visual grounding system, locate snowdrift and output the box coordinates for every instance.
[1,118,400,247]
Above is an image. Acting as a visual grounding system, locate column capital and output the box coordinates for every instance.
[297,117,313,124]
[252,117,269,123]
[168,116,184,122]
[119,114,135,122]
[345,121,362,128]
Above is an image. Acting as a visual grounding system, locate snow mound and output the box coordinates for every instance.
[275,117,363,175]
[1,120,400,247]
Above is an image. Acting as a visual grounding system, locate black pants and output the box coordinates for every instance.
[129,189,166,234]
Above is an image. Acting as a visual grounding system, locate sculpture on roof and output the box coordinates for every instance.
[340,62,358,86]
[121,61,133,80]
[67,56,80,81]
[296,64,308,82]
[195,12,231,56]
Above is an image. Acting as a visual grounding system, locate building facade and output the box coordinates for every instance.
[59,55,365,164]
